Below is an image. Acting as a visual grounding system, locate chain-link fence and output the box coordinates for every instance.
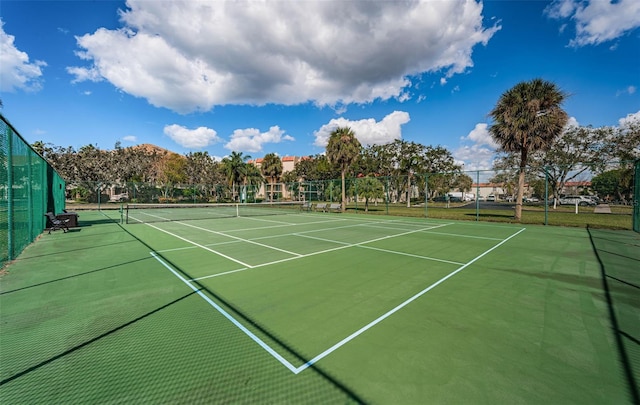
[1,115,66,267]
[69,159,638,231]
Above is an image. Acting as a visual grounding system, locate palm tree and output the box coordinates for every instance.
[222,151,251,201]
[243,164,264,202]
[489,78,568,221]
[355,176,384,212]
[326,127,361,212]
[260,153,283,201]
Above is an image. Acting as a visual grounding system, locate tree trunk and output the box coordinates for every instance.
[406,172,411,208]
[515,150,527,221]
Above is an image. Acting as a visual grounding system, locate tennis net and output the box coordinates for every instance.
[125,201,305,224]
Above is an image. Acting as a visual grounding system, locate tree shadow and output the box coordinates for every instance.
[1,222,368,403]
[117,224,368,404]
[587,226,640,404]
[0,256,154,296]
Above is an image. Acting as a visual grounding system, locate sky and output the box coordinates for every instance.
[1,0,639,170]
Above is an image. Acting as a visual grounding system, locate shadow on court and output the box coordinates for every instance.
[588,227,640,404]
[0,213,367,404]
[116,223,368,404]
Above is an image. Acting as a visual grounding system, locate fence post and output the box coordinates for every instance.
[424,174,428,218]
[6,125,13,261]
[634,159,639,232]
[544,166,549,226]
[354,177,358,213]
[476,171,480,222]
[386,177,389,215]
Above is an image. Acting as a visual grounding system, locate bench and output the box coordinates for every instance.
[329,203,341,212]
[44,212,69,234]
[315,203,327,212]
[301,201,312,211]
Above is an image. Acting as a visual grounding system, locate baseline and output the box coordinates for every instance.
[151,226,526,374]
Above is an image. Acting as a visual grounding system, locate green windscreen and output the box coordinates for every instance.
[1,114,66,267]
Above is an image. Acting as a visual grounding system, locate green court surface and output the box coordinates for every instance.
[1,209,638,403]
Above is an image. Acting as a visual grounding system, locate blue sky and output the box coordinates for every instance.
[1,0,639,170]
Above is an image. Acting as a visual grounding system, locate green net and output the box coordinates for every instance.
[1,114,66,267]
[126,201,304,224]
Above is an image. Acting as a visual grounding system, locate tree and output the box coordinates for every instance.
[353,176,384,212]
[261,153,283,201]
[453,173,473,196]
[282,170,301,201]
[222,151,251,201]
[184,151,221,201]
[592,169,633,203]
[391,140,425,207]
[489,78,568,220]
[155,153,187,199]
[326,127,361,212]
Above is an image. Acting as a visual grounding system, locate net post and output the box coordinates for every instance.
[236,203,240,217]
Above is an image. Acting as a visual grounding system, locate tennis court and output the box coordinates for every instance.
[1,206,638,403]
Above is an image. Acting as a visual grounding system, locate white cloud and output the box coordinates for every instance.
[67,65,102,83]
[67,0,499,113]
[453,144,496,171]
[453,123,499,171]
[164,124,221,149]
[565,116,580,128]
[545,0,640,46]
[618,110,640,128]
[463,123,500,149]
[313,111,410,148]
[122,135,137,143]
[616,85,637,96]
[0,19,46,92]
[224,126,294,153]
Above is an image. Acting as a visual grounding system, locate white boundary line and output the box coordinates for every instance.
[293,227,526,373]
[150,252,299,373]
[295,232,464,266]
[177,221,303,257]
[145,219,453,271]
[149,225,526,374]
[145,222,252,268]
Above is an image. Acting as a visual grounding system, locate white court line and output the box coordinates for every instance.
[249,223,452,270]
[240,216,298,226]
[150,252,299,373]
[152,226,526,374]
[293,227,527,373]
[295,232,464,266]
[145,222,252,268]
[177,221,303,258]
[357,245,464,266]
[191,267,248,281]
[152,216,416,259]
[421,231,504,241]
[156,239,241,253]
